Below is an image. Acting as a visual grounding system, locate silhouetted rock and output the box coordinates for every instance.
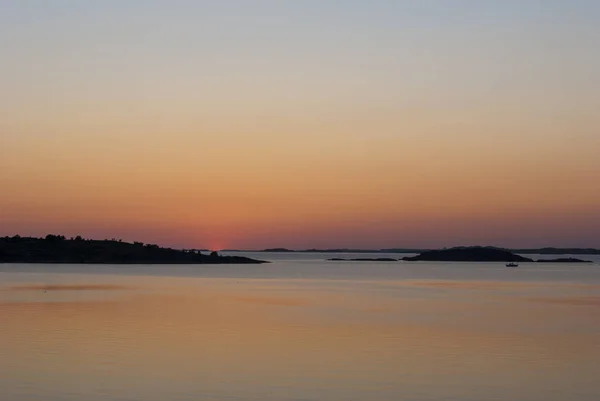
[536,258,593,263]
[402,246,533,262]
[0,235,266,264]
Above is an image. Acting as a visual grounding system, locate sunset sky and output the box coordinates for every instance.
[1,1,599,249]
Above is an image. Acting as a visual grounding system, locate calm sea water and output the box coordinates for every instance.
[1,253,600,401]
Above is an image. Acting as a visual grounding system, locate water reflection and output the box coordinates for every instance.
[528,296,600,306]
[1,271,599,401]
[9,284,134,291]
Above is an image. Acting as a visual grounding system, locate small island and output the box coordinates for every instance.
[0,235,267,264]
[401,247,596,263]
[402,247,534,262]
[261,248,295,252]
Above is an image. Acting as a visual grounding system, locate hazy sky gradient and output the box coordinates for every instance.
[1,1,599,249]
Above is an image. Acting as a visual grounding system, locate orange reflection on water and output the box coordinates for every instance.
[1,279,600,401]
[9,284,134,291]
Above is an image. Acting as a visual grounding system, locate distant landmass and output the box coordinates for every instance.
[323,247,594,263]
[259,248,388,253]
[384,248,600,255]
[402,247,593,263]
[509,248,600,255]
[0,235,266,264]
[262,248,295,252]
[402,247,533,262]
[243,247,600,255]
[536,257,593,263]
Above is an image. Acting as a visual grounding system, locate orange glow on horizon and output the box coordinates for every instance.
[1,2,599,249]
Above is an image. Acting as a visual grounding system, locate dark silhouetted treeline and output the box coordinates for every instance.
[0,235,266,264]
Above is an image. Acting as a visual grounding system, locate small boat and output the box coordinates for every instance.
[506,262,519,267]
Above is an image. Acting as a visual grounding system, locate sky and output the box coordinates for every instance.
[1,1,599,249]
